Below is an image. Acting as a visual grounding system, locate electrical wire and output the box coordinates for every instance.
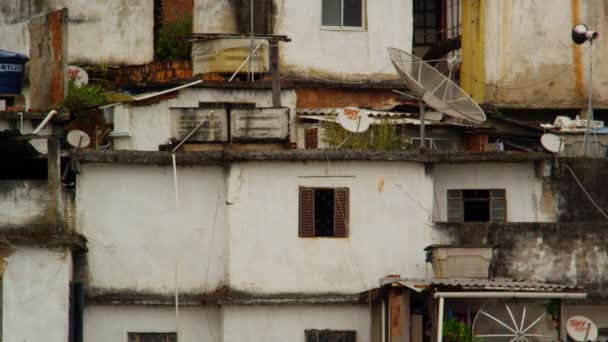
[563,164,608,221]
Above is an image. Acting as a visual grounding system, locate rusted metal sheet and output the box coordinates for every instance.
[230,107,289,142]
[170,108,228,142]
[390,287,403,338]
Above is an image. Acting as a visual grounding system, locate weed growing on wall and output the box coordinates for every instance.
[323,118,409,150]
[62,81,108,111]
[156,15,193,61]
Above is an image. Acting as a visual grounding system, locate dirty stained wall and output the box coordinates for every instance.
[111,87,297,151]
[226,161,433,294]
[193,0,412,82]
[0,0,153,64]
[221,305,370,342]
[432,163,555,222]
[76,163,227,293]
[84,305,220,342]
[0,180,50,229]
[3,247,72,342]
[481,0,608,108]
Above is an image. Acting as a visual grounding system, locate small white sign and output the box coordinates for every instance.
[67,66,89,86]
[567,316,598,341]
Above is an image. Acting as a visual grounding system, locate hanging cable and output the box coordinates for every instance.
[564,164,608,221]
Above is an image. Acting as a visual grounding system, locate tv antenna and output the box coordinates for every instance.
[572,24,599,156]
[388,48,485,147]
[472,301,557,341]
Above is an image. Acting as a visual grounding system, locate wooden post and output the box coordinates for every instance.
[270,41,281,107]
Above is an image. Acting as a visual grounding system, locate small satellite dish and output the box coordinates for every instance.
[66,130,91,148]
[388,47,486,123]
[567,316,598,341]
[67,66,89,87]
[336,107,371,133]
[572,24,598,45]
[541,133,564,153]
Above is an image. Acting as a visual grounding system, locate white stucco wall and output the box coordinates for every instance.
[193,0,412,81]
[432,163,553,222]
[0,0,153,64]
[222,305,370,342]
[227,161,433,293]
[112,87,297,151]
[482,0,608,108]
[3,247,72,342]
[84,305,220,342]
[77,163,227,292]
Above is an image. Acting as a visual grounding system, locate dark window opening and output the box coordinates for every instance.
[322,0,364,28]
[0,158,47,180]
[299,187,349,238]
[314,189,335,237]
[128,332,177,342]
[447,189,506,222]
[413,0,443,46]
[153,0,163,60]
[306,329,356,342]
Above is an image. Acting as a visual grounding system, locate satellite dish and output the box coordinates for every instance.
[572,24,598,45]
[541,133,564,153]
[567,316,598,341]
[67,66,89,87]
[336,107,371,133]
[472,301,558,341]
[66,130,91,148]
[388,47,486,123]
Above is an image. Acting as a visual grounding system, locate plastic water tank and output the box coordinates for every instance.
[0,50,28,94]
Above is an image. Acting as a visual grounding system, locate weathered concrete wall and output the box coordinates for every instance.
[0,0,153,65]
[111,87,297,151]
[482,0,608,108]
[77,163,227,293]
[222,304,370,342]
[226,161,433,293]
[432,163,554,222]
[193,0,412,82]
[433,222,608,298]
[84,305,220,342]
[0,180,49,229]
[3,246,72,342]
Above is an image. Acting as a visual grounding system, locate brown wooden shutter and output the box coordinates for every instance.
[299,187,314,237]
[305,128,319,149]
[334,188,349,237]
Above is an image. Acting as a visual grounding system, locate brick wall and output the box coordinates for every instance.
[296,87,401,109]
[161,0,193,24]
[116,60,193,87]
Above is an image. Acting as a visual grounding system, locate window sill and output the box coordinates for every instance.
[321,26,367,32]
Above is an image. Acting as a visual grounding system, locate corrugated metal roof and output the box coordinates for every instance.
[297,108,420,118]
[381,277,582,293]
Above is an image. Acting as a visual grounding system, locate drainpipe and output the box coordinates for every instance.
[33,109,58,134]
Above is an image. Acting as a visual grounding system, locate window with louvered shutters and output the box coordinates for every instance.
[299,188,315,237]
[299,187,350,238]
[305,128,319,149]
[334,188,349,237]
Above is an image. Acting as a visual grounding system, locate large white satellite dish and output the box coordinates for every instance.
[66,130,91,148]
[567,316,598,341]
[336,107,371,133]
[541,133,564,153]
[388,47,486,123]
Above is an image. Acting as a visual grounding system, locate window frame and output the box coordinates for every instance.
[321,0,367,31]
[447,189,507,223]
[299,186,350,238]
[127,332,178,342]
[305,329,357,342]
[413,0,443,46]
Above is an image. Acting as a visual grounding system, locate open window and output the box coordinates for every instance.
[306,329,356,342]
[447,189,506,222]
[299,187,349,237]
[128,332,177,342]
[322,0,365,30]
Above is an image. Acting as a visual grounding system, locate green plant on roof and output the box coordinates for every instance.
[323,118,409,150]
[156,15,193,61]
[62,81,108,111]
[443,318,473,342]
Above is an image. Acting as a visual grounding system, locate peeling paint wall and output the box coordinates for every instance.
[432,163,554,222]
[0,180,50,229]
[193,0,412,82]
[77,163,227,293]
[222,305,370,342]
[226,161,433,293]
[482,0,608,108]
[111,87,297,151]
[0,0,153,65]
[3,247,72,342]
[84,305,220,342]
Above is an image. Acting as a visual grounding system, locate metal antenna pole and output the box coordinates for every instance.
[248,0,255,82]
[583,40,593,156]
[419,102,426,148]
